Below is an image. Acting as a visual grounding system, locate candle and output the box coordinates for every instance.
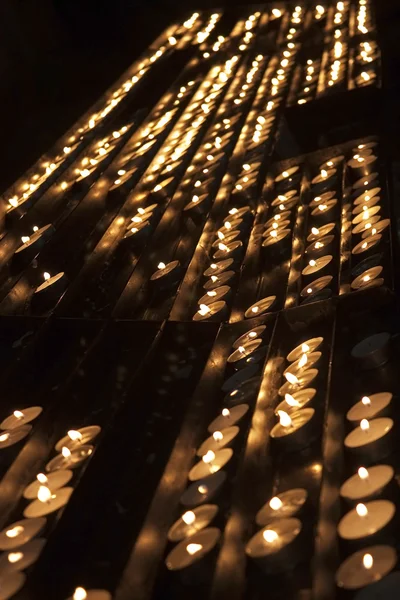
[180,471,226,507]
[67,588,112,600]
[198,286,231,307]
[184,193,209,216]
[212,231,241,248]
[150,260,181,290]
[245,518,303,573]
[347,393,392,424]
[46,445,93,471]
[352,195,380,214]
[340,465,395,504]
[336,545,397,590]
[0,407,42,430]
[353,173,378,191]
[165,527,221,572]
[337,500,395,544]
[361,219,390,238]
[319,155,344,169]
[55,426,101,452]
[23,470,73,499]
[208,404,249,433]
[348,155,377,178]
[34,272,68,301]
[279,369,318,396]
[0,538,46,572]
[196,426,239,456]
[203,270,235,291]
[300,275,333,298]
[344,418,394,463]
[227,340,263,368]
[232,325,266,349]
[275,166,300,183]
[305,235,334,257]
[354,187,380,205]
[193,301,227,322]
[275,388,317,414]
[265,211,291,228]
[353,215,381,235]
[224,376,261,407]
[307,223,335,242]
[256,489,308,525]
[287,338,323,362]
[203,259,234,277]
[168,505,219,542]
[14,224,55,261]
[188,448,233,481]
[271,408,316,451]
[284,352,321,377]
[244,296,277,319]
[262,229,291,247]
[352,206,381,225]
[212,241,243,262]
[311,168,337,193]
[351,332,391,370]
[310,199,337,218]
[301,255,333,276]
[149,176,174,200]
[309,190,335,208]
[0,518,46,550]
[0,425,32,449]
[0,572,25,599]
[109,168,136,191]
[351,266,383,291]
[23,486,73,518]
[122,221,151,248]
[352,234,382,256]
[271,190,298,207]
[263,220,291,236]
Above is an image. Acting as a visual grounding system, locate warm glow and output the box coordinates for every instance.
[363,553,373,569]
[186,543,203,555]
[202,450,215,464]
[277,410,292,428]
[361,396,371,406]
[37,473,48,484]
[213,431,224,442]
[73,589,87,600]
[238,346,246,354]
[311,227,319,235]
[285,372,299,385]
[263,529,279,543]
[68,430,83,443]
[360,419,369,431]
[272,8,282,17]
[198,485,208,495]
[356,503,368,517]
[222,408,230,417]
[8,552,23,564]
[62,446,72,458]
[198,304,211,316]
[284,393,300,407]
[158,262,166,270]
[43,272,51,281]
[298,353,308,368]
[38,485,52,503]
[13,410,24,420]
[0,433,10,443]
[6,526,24,539]
[309,260,316,267]
[269,496,283,510]
[358,467,369,480]
[182,511,196,525]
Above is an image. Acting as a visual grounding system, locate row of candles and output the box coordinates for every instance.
[334,330,398,593]
[0,405,108,599]
[164,321,269,576]
[3,11,204,214]
[352,0,379,89]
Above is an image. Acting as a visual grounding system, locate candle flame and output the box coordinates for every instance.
[68,430,83,442]
[198,304,211,316]
[270,230,278,238]
[285,372,299,385]
[73,588,87,600]
[358,467,369,480]
[0,433,10,443]
[21,236,30,244]
[213,431,223,442]
[301,343,310,353]
[238,346,246,354]
[284,393,300,407]
[277,410,292,428]
[263,529,279,543]
[356,503,368,517]
[158,262,166,270]
[182,511,196,525]
[202,450,215,464]
[218,243,228,251]
[13,410,24,420]
[363,553,373,569]
[198,485,208,495]
[43,272,51,281]
[311,227,319,235]
[282,171,289,178]
[37,473,48,484]
[62,446,72,458]
[321,169,328,178]
[361,396,371,406]
[360,419,369,432]
[269,496,283,510]
[298,354,308,368]
[222,408,230,417]
[309,260,316,267]
[251,306,259,313]
[186,543,203,555]
[8,552,23,564]
[38,485,52,503]
[6,526,24,538]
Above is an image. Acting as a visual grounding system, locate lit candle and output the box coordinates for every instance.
[203,259,234,277]
[0,425,32,449]
[212,240,243,262]
[180,471,227,507]
[352,205,380,225]
[193,301,227,322]
[310,199,337,218]
[34,272,68,303]
[287,337,323,361]
[347,154,377,178]
[46,445,93,472]
[55,426,101,452]
[279,369,318,396]
[347,393,392,425]
[307,223,335,242]
[149,176,174,200]
[23,485,73,518]
[256,489,308,525]
[340,465,395,504]
[67,587,112,600]
[271,408,316,451]
[271,190,298,207]
[337,500,396,544]
[198,286,231,307]
[309,190,335,208]
[23,470,73,499]
[232,325,266,349]
[262,228,291,247]
[208,404,249,433]
[311,168,337,193]
[0,518,46,551]
[361,218,390,238]
[352,234,381,255]
[352,214,381,235]
[244,296,277,319]
[213,230,241,247]
[14,224,55,261]
[353,186,380,205]
[0,538,46,572]
[165,527,221,573]
[0,407,42,430]
[246,518,303,573]
[275,388,317,414]
[203,270,235,291]
[351,266,383,291]
[344,418,394,463]
[305,234,334,257]
[351,332,391,370]
[168,505,219,542]
[196,426,239,457]
[336,545,397,590]
[301,255,333,276]
[300,275,333,299]
[352,173,378,191]
[150,260,181,291]
[122,220,151,248]
[188,447,233,481]
[274,166,300,183]
[227,339,264,369]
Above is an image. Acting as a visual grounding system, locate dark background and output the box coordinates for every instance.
[1,0,400,190]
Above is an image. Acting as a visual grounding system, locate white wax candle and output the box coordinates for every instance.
[338,500,395,541]
[279,369,318,396]
[300,275,332,298]
[271,408,315,441]
[263,219,291,235]
[352,234,381,255]
[232,326,266,349]
[244,296,276,319]
[352,215,381,235]
[198,286,230,306]
[340,465,394,503]
[336,545,397,590]
[352,206,380,225]
[347,393,392,424]
[23,469,73,499]
[35,272,66,295]
[203,259,234,277]
[301,255,332,276]
[310,190,335,207]
[256,489,307,525]
[196,426,239,456]
[167,505,218,542]
[23,487,74,518]
[352,196,380,214]
[271,190,297,207]
[0,538,46,572]
[203,271,235,291]
[0,518,46,551]
[310,200,337,217]
[352,173,378,190]
[246,517,302,558]
[0,407,42,430]
[55,426,101,452]
[287,338,323,362]
[307,223,335,242]
[262,229,291,246]
[227,340,262,365]
[284,352,321,377]
[166,527,221,571]
[208,404,249,433]
[188,448,233,481]
[305,234,334,255]
[213,240,243,261]
[344,418,393,458]
[0,425,32,449]
[275,166,300,183]
[150,260,180,282]
[353,187,380,205]
[275,388,316,413]
[15,225,54,256]
[193,301,226,322]
[311,168,336,185]
[46,445,93,472]
[351,266,383,290]
[361,219,390,238]
[180,471,226,507]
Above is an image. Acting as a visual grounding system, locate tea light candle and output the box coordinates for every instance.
[180,472,227,507]
[263,220,291,236]
[305,235,334,256]
[284,352,321,377]
[354,187,380,205]
[302,255,333,276]
[150,260,181,290]
[196,426,239,457]
[23,486,74,518]
[203,271,235,291]
[271,190,298,207]
[213,241,243,261]
[352,234,382,256]
[208,404,249,433]
[361,219,390,238]
[310,200,337,218]
[265,211,291,228]
[188,448,233,481]
[307,223,335,242]
[55,426,101,452]
[232,326,266,349]
[352,266,383,291]
[198,286,231,306]
[262,229,291,246]
[276,388,317,414]
[256,489,308,525]
[311,168,337,193]
[340,466,395,504]
[14,225,55,260]
[0,538,46,572]
[319,156,344,169]
[310,190,335,208]
[351,333,391,370]
[352,196,380,214]
[46,445,93,471]
[193,301,227,322]
[204,259,234,277]
[271,408,316,451]
[227,340,262,368]
[336,545,397,590]
[0,425,32,449]
[300,275,333,298]
[0,518,46,551]
[244,296,276,319]
[166,527,221,572]
[287,338,323,362]
[353,173,378,191]
[337,500,395,544]
[275,166,300,184]
[0,407,42,430]
[149,176,174,201]
[353,206,381,225]
[212,231,241,248]
[34,272,68,301]
[353,215,381,235]
[348,155,377,178]
[168,505,219,542]
[184,193,209,215]
[67,588,112,600]
[245,518,303,573]
[347,393,392,425]
[0,572,25,599]
[279,369,318,396]
[344,418,394,463]
[23,470,73,499]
